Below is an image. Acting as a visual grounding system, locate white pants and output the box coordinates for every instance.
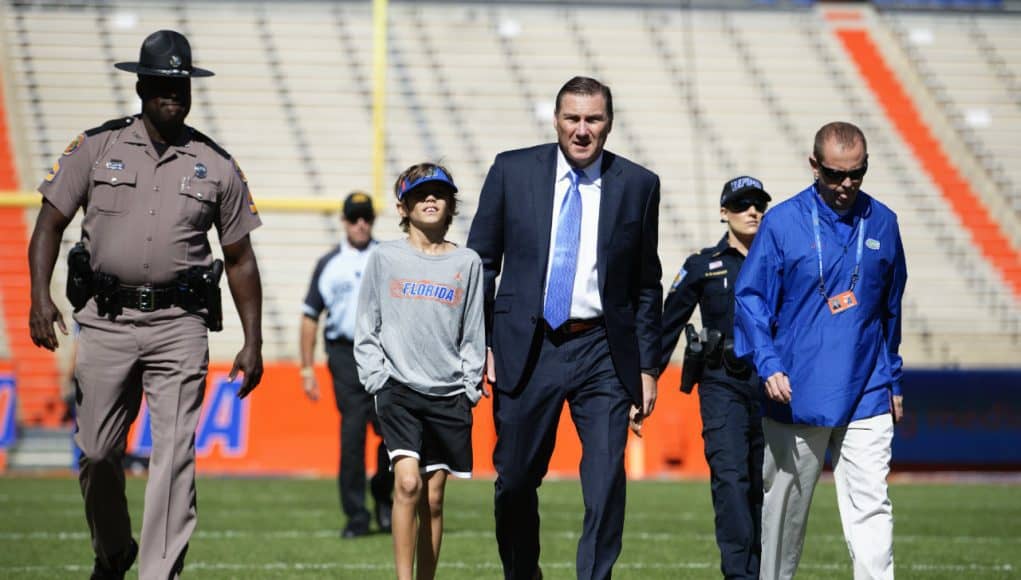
[761,414,895,580]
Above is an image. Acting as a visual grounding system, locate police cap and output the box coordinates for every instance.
[720,175,771,207]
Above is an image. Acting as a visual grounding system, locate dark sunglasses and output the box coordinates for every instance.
[817,156,868,182]
[725,198,768,213]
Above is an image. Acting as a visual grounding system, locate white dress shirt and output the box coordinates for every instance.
[543,148,603,320]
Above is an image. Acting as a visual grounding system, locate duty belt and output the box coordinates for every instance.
[114,284,178,312]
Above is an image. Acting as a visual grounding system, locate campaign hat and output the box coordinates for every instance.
[114,30,214,78]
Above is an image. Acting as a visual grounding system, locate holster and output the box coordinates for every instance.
[93,272,121,318]
[704,337,752,380]
[65,242,93,312]
[177,260,223,331]
[680,326,723,393]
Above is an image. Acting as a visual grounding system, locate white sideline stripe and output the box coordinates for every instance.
[2,528,1020,545]
[0,561,1014,573]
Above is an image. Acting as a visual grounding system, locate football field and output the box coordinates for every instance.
[1,477,1017,579]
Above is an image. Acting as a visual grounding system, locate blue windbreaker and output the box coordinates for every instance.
[734,185,907,427]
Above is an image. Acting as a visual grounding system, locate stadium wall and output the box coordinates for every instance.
[4,365,1015,477]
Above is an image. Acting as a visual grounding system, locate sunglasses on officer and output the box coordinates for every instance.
[816,155,868,182]
[725,198,768,213]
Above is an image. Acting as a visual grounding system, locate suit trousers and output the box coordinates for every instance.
[761,414,895,580]
[326,339,393,530]
[74,301,208,579]
[698,381,763,580]
[493,325,631,580]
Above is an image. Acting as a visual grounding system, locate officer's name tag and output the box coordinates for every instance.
[828,290,858,315]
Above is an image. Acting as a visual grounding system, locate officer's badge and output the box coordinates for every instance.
[105,159,124,171]
[44,160,60,182]
[169,55,182,68]
[709,260,724,270]
[194,162,207,179]
[62,133,85,156]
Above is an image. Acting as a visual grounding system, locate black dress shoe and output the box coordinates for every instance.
[91,539,138,580]
[341,524,370,539]
[375,501,393,533]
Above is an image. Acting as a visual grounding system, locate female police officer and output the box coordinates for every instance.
[660,176,770,580]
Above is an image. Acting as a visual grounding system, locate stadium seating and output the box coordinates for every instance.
[0,1,1018,425]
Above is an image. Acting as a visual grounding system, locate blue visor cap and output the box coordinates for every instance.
[397,167,458,201]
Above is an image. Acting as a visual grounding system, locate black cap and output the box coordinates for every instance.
[342,192,375,222]
[720,175,771,207]
[114,30,214,78]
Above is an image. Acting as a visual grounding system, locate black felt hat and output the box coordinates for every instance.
[114,30,214,78]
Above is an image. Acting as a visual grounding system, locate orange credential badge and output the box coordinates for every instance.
[828,290,858,315]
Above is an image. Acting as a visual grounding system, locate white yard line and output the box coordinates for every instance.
[2,527,1020,546]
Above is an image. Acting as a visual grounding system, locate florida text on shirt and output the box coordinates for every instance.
[389,278,465,306]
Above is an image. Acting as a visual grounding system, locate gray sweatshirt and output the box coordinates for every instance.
[354,239,486,403]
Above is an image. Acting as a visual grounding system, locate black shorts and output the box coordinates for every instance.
[374,380,473,478]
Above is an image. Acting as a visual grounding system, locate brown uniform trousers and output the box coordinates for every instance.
[75,300,208,579]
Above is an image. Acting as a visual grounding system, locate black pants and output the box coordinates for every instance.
[699,379,764,580]
[326,339,393,530]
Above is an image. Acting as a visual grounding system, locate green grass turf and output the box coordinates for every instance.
[0,477,1018,579]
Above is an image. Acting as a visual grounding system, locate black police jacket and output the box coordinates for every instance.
[660,235,759,393]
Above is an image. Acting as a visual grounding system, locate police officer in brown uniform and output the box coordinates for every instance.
[27,30,264,579]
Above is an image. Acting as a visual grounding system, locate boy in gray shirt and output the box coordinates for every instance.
[354,162,485,580]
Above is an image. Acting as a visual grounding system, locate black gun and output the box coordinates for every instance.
[203,259,224,332]
[66,242,93,311]
[679,324,703,394]
[92,272,121,318]
[177,260,224,331]
[680,326,723,393]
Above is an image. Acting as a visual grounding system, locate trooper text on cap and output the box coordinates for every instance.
[114,30,214,78]
[720,175,771,207]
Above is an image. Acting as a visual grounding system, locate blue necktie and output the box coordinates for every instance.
[544,168,583,330]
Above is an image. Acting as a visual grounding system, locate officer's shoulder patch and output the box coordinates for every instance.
[232,158,257,214]
[62,133,85,156]
[84,116,134,137]
[232,157,248,184]
[670,267,687,291]
[189,128,231,160]
[43,159,60,182]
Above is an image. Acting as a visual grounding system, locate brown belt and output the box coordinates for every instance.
[546,317,604,339]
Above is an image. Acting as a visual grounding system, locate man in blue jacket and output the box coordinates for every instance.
[734,122,907,580]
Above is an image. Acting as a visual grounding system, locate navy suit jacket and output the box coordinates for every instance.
[467,143,662,405]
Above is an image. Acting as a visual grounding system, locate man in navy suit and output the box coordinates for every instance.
[467,76,662,580]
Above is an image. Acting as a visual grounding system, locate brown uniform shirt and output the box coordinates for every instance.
[39,115,262,286]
